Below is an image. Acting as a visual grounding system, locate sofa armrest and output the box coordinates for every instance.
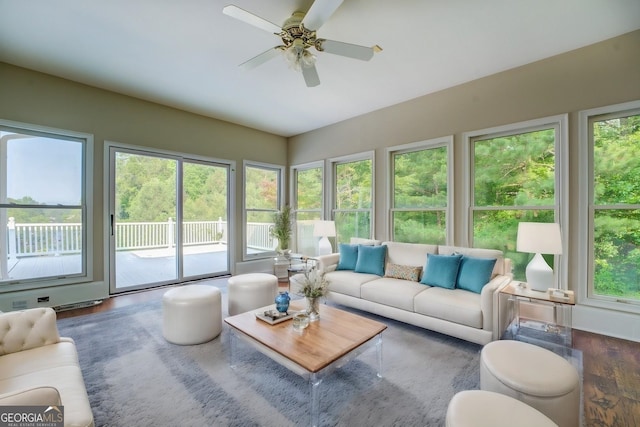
[316,253,340,273]
[480,275,512,338]
[0,307,61,356]
[0,387,62,406]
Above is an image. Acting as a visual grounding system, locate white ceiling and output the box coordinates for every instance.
[1,0,639,137]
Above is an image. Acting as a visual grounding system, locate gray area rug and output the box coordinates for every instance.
[56,288,491,426]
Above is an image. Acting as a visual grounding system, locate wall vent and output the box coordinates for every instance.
[12,300,28,310]
[53,300,103,312]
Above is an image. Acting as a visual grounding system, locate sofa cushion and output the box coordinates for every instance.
[439,246,505,276]
[384,263,422,282]
[0,341,94,427]
[336,243,359,270]
[383,241,438,271]
[0,340,79,380]
[414,287,483,329]
[0,386,62,406]
[457,256,497,293]
[361,277,429,311]
[0,364,94,427]
[420,254,463,289]
[350,237,382,246]
[355,245,387,276]
[325,271,379,298]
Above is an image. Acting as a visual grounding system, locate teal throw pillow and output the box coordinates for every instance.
[420,254,463,289]
[456,256,497,293]
[336,244,359,270]
[355,244,387,276]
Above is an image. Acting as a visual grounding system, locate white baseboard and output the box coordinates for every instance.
[573,304,640,343]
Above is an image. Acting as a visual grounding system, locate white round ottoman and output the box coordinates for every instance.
[446,390,557,427]
[162,285,222,345]
[480,340,579,427]
[227,273,278,316]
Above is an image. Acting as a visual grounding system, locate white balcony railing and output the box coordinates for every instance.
[5,217,276,258]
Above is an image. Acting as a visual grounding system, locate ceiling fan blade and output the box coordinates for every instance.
[223,5,282,34]
[317,39,381,61]
[301,0,344,31]
[302,64,320,87]
[239,47,283,70]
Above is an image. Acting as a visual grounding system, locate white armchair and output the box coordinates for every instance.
[0,308,94,427]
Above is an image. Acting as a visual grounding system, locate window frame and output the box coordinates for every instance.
[386,136,454,244]
[104,141,235,292]
[329,151,375,244]
[0,119,93,290]
[464,114,568,288]
[578,100,640,314]
[242,160,285,261]
[290,161,324,254]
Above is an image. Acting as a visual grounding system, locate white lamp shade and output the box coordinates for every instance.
[313,221,336,238]
[516,222,562,255]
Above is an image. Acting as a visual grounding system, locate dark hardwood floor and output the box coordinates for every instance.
[57,280,640,427]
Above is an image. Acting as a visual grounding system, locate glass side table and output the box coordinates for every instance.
[500,281,575,348]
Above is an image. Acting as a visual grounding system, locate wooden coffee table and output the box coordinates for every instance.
[224,300,387,427]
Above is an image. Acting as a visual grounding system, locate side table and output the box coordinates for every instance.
[500,282,575,348]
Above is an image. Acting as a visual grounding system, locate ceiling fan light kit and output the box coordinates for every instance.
[284,38,316,71]
[223,1,381,87]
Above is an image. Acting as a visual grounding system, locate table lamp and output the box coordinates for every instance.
[516,222,563,292]
[313,220,336,256]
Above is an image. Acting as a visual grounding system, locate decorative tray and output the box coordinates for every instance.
[255,309,295,325]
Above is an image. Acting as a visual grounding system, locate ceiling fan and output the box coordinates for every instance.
[223,0,382,87]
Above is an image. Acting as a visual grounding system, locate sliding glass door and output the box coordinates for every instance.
[182,160,229,277]
[108,147,230,293]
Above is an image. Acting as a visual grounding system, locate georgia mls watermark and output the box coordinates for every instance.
[0,406,64,427]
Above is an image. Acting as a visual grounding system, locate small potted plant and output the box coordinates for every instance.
[270,205,292,255]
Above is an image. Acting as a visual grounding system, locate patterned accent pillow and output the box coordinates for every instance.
[384,263,422,282]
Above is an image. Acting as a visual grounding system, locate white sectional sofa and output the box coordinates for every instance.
[0,307,94,427]
[295,241,512,345]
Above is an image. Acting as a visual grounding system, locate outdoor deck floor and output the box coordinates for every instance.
[5,244,233,289]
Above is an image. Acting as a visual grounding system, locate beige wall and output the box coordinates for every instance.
[288,30,640,340]
[289,29,640,265]
[0,62,287,293]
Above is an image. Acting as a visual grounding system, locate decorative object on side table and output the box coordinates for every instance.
[274,291,291,313]
[271,205,293,280]
[299,266,329,322]
[270,205,292,254]
[516,222,563,292]
[313,220,336,256]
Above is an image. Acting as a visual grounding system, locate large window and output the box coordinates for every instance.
[580,101,640,311]
[0,120,92,287]
[244,162,284,259]
[388,137,452,244]
[467,116,567,284]
[331,153,374,244]
[291,163,323,255]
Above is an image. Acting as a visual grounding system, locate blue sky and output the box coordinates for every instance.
[5,135,82,205]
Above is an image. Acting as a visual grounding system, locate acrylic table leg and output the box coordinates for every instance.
[229,328,237,369]
[309,373,323,427]
[375,333,383,378]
